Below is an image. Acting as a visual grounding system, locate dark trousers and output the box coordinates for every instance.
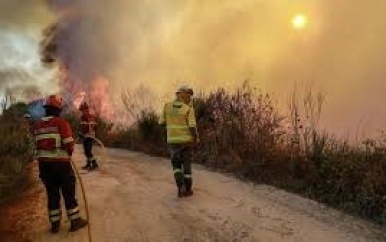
[169,144,193,191]
[83,137,98,168]
[39,162,80,223]
[83,137,94,160]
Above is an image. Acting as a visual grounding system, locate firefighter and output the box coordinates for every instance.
[159,85,199,197]
[78,102,99,171]
[33,95,88,233]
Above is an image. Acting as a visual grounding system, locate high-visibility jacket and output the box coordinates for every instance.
[160,100,197,144]
[33,116,74,162]
[80,113,97,137]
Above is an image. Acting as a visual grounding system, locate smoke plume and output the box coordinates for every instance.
[38,0,386,136]
[0,0,54,102]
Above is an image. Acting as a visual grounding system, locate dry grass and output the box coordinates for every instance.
[97,83,386,224]
[0,113,33,201]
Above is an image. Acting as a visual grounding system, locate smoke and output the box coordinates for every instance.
[39,0,386,136]
[0,0,55,101]
[0,67,49,101]
[0,0,52,29]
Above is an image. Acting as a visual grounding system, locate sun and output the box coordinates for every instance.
[292,14,308,30]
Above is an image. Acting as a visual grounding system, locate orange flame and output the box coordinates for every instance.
[89,76,114,120]
[73,91,86,109]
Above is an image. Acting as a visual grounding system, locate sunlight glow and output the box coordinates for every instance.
[292,14,308,30]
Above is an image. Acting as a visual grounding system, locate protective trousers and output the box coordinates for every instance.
[83,137,96,166]
[169,144,193,191]
[38,162,80,224]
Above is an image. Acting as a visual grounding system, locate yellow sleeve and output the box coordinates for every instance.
[187,106,197,127]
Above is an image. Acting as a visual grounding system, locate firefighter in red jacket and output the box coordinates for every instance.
[79,102,99,170]
[33,95,88,233]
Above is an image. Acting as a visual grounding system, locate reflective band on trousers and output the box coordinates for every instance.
[68,213,80,220]
[49,209,61,222]
[67,207,79,214]
[87,156,96,162]
[50,215,61,222]
[67,207,80,221]
[49,209,61,216]
[184,174,192,178]
[174,169,183,174]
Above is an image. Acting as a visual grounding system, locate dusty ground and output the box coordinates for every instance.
[3,146,386,242]
[0,164,46,242]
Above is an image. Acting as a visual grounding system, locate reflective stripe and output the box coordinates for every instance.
[42,116,54,121]
[36,133,61,147]
[35,126,59,134]
[167,125,190,129]
[81,121,96,125]
[164,101,197,144]
[184,174,192,178]
[87,156,95,162]
[63,137,74,144]
[187,108,197,127]
[36,149,69,159]
[67,207,79,214]
[168,136,194,143]
[68,213,80,221]
[173,169,183,174]
[50,215,61,222]
[49,209,61,216]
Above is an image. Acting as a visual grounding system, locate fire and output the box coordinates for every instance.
[89,76,115,120]
[73,91,86,110]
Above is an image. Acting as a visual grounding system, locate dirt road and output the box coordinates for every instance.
[32,146,385,242]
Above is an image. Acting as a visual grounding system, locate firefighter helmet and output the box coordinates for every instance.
[43,95,63,110]
[79,101,89,111]
[176,85,194,95]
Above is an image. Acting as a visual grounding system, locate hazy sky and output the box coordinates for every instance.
[1,0,386,138]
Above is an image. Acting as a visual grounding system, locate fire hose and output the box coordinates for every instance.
[70,136,105,242]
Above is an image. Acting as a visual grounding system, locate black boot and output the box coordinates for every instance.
[88,160,99,171]
[177,185,186,198]
[50,221,60,234]
[69,218,88,232]
[184,178,193,197]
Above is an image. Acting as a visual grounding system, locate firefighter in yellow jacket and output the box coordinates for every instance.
[160,85,199,197]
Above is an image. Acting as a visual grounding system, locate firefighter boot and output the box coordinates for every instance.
[50,221,60,234]
[184,177,193,197]
[88,160,99,171]
[177,185,186,198]
[185,189,194,197]
[69,218,88,232]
